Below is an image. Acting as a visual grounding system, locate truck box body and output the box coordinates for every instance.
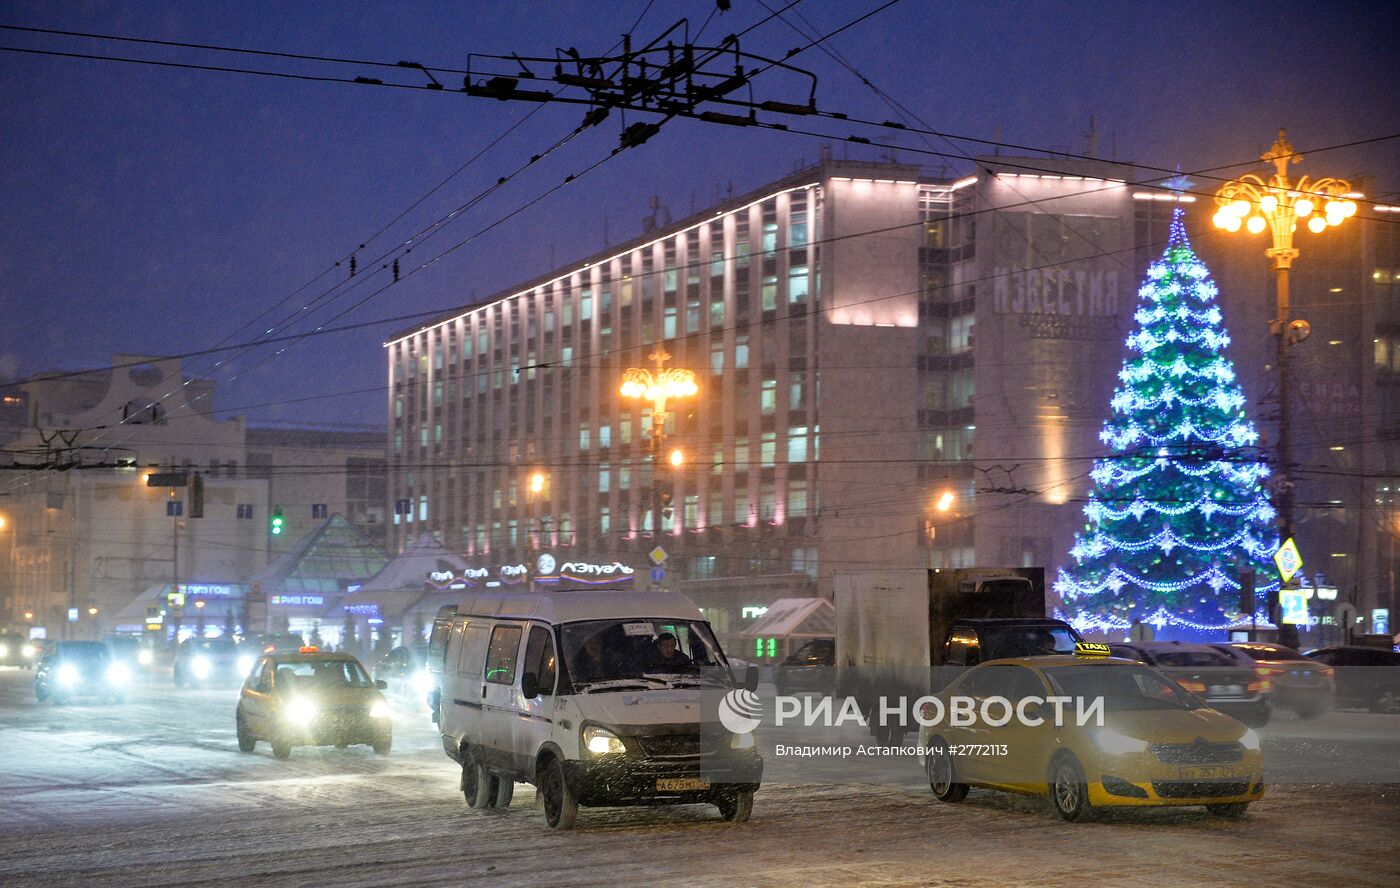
[833,567,1049,708]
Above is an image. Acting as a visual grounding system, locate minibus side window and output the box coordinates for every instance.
[523,625,557,695]
[485,625,523,685]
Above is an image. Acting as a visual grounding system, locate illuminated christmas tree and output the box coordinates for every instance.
[1055,208,1279,637]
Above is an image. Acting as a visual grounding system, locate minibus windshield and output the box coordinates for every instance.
[561,619,733,689]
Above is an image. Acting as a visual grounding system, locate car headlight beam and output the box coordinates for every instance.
[582,725,626,756]
[370,700,392,720]
[1094,727,1149,755]
[56,663,79,687]
[137,649,154,666]
[1241,728,1261,751]
[106,663,131,685]
[283,697,318,725]
[191,656,211,680]
[237,655,256,676]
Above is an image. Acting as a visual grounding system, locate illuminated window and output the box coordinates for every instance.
[788,266,809,303]
[789,211,807,247]
[762,276,778,311]
[761,379,776,415]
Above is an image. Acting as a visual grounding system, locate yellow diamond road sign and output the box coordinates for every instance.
[649,546,668,565]
[1273,537,1303,584]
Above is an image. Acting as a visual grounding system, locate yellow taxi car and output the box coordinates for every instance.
[918,645,1264,821]
[235,647,393,760]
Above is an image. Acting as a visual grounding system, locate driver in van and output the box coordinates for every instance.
[645,632,695,671]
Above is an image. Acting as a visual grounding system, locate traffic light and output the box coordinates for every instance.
[270,508,285,536]
[658,484,675,520]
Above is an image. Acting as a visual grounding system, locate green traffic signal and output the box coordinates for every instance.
[271,508,284,536]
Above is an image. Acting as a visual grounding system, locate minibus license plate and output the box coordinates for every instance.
[656,777,710,792]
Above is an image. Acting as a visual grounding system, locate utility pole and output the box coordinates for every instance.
[1213,129,1357,648]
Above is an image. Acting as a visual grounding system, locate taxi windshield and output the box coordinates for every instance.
[276,659,374,690]
[560,618,733,689]
[1047,664,1202,711]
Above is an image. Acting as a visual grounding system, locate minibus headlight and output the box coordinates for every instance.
[414,669,435,695]
[22,644,36,659]
[137,649,154,666]
[583,725,626,755]
[106,663,131,685]
[192,656,211,680]
[57,663,80,687]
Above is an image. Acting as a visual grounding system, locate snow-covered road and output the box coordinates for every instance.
[1,668,1397,887]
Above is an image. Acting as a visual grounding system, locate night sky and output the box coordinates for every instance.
[2,0,1396,429]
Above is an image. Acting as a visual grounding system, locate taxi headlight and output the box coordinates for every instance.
[1241,728,1260,751]
[57,663,80,687]
[731,731,755,750]
[413,669,435,695]
[191,656,211,680]
[137,649,154,666]
[0,643,8,658]
[237,655,256,676]
[22,644,36,659]
[583,725,626,756]
[106,663,131,685]
[370,700,392,719]
[283,697,318,724]
[1094,727,1148,755]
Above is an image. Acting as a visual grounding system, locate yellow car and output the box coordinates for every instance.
[235,647,393,759]
[918,650,1264,821]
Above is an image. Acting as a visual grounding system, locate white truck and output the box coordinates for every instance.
[834,567,1079,741]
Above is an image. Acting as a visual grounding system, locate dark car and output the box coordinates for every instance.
[174,636,251,687]
[103,635,156,671]
[35,641,131,704]
[775,638,835,696]
[1306,646,1400,714]
[1110,641,1270,726]
[373,646,431,704]
[1211,642,1332,719]
[0,632,32,668]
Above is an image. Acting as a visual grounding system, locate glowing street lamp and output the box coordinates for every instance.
[1213,129,1357,645]
[935,490,957,513]
[620,348,698,579]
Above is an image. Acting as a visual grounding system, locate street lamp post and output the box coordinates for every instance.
[620,348,698,589]
[1214,129,1357,645]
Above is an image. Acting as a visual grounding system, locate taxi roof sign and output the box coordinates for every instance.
[1273,537,1303,584]
[298,645,320,653]
[1074,642,1112,658]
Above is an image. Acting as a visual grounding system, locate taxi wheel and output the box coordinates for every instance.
[716,789,754,823]
[1050,755,1093,822]
[1294,704,1322,720]
[373,735,393,756]
[236,714,255,753]
[926,742,968,803]
[1206,803,1249,818]
[539,757,578,830]
[272,738,292,760]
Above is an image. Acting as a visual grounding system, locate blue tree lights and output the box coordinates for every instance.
[1056,208,1278,637]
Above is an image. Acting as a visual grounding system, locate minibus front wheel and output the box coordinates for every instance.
[538,757,578,830]
[716,789,754,823]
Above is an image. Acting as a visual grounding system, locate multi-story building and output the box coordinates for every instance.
[0,356,390,640]
[246,426,388,552]
[386,156,1395,648]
